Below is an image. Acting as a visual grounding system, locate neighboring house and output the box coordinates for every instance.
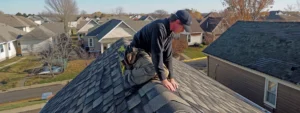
[19,23,64,54]
[0,23,26,62]
[203,21,300,113]
[123,20,150,31]
[77,19,99,36]
[40,38,267,113]
[85,19,136,53]
[0,15,37,32]
[139,15,155,21]
[200,16,228,44]
[180,18,204,46]
[27,15,43,25]
[266,10,300,22]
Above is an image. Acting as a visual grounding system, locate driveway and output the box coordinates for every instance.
[184,58,207,71]
[0,84,64,104]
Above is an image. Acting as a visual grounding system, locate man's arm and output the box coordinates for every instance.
[163,38,173,79]
[151,24,167,81]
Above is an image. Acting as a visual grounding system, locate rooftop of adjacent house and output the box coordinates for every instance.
[200,17,224,32]
[139,15,154,21]
[87,19,136,41]
[203,21,300,85]
[0,15,37,27]
[191,18,203,33]
[123,20,150,31]
[42,22,65,34]
[0,23,26,43]
[266,11,300,21]
[40,38,265,113]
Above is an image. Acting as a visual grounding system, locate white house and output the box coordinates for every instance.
[19,23,65,54]
[0,15,37,33]
[77,19,99,36]
[85,19,136,54]
[0,23,26,62]
[181,18,204,46]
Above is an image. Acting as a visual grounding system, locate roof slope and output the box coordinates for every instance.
[0,15,37,27]
[123,20,150,31]
[139,15,154,21]
[87,19,122,40]
[191,18,203,33]
[42,22,65,34]
[0,23,26,42]
[40,38,264,113]
[203,21,300,84]
[200,17,223,32]
[19,25,55,40]
[77,21,89,30]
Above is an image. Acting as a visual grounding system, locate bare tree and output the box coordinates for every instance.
[222,0,274,21]
[0,10,4,15]
[80,10,87,16]
[113,6,124,16]
[152,9,169,18]
[38,34,75,77]
[44,0,79,33]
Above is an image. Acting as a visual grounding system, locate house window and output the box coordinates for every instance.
[187,34,191,42]
[0,44,3,53]
[88,38,94,47]
[8,43,11,50]
[264,79,278,108]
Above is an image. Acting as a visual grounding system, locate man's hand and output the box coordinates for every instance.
[170,79,179,90]
[162,79,176,92]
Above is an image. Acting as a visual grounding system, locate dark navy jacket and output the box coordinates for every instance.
[130,18,174,81]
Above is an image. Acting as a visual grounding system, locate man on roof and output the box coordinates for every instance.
[123,10,192,92]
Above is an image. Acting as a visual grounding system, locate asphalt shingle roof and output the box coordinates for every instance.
[123,20,150,31]
[200,17,223,32]
[40,38,264,113]
[19,25,55,40]
[203,21,300,85]
[139,15,154,21]
[191,18,203,33]
[0,23,26,43]
[0,15,37,27]
[87,19,123,40]
[42,22,65,34]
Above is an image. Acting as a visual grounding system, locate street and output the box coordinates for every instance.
[0,84,64,104]
[184,58,207,71]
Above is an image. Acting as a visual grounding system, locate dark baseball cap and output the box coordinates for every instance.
[175,10,192,33]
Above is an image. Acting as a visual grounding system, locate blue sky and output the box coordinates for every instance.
[0,0,298,14]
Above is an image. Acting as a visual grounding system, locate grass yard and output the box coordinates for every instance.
[0,98,46,111]
[0,56,42,74]
[183,46,207,59]
[0,56,42,90]
[0,57,23,67]
[0,73,27,91]
[25,59,94,86]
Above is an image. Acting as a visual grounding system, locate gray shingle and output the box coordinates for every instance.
[92,96,103,108]
[203,21,300,84]
[41,38,264,113]
[127,94,141,110]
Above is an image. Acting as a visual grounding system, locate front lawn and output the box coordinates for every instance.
[25,59,94,86]
[0,56,41,90]
[0,98,46,111]
[0,57,23,68]
[0,56,42,74]
[183,46,207,59]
